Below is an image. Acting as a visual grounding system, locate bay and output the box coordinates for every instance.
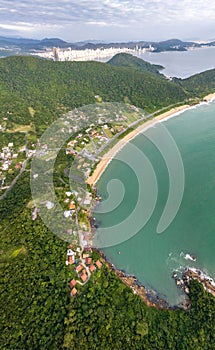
[136,46,215,78]
[94,99,215,306]
[99,46,215,79]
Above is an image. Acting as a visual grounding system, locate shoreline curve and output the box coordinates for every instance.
[87,93,215,186]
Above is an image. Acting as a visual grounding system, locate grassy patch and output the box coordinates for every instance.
[6,124,34,133]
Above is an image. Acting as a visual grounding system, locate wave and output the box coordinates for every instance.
[185,267,215,288]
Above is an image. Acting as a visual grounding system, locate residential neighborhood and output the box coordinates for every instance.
[65,244,103,296]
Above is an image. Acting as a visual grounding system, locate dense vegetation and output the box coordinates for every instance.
[0,173,70,349]
[177,68,215,97]
[0,54,215,349]
[64,270,215,350]
[0,55,188,135]
[107,53,164,75]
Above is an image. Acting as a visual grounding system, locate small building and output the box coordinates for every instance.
[82,253,89,259]
[15,163,21,169]
[86,257,92,265]
[80,273,87,283]
[68,255,75,264]
[2,163,9,171]
[95,260,102,269]
[64,211,71,218]
[66,191,72,197]
[70,287,77,296]
[89,264,96,272]
[69,202,76,210]
[67,249,75,256]
[84,247,92,252]
[69,279,77,289]
[76,264,83,273]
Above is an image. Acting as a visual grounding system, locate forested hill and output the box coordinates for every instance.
[176,68,215,96]
[0,55,188,134]
[107,52,164,76]
[1,55,215,138]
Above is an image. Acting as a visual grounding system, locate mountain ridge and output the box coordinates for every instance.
[0,35,215,53]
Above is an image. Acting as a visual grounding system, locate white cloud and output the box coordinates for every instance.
[0,0,214,41]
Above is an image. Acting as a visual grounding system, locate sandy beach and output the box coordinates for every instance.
[87,93,215,186]
[203,93,215,102]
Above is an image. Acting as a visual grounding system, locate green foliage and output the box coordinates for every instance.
[0,173,70,349]
[0,55,188,137]
[108,52,164,75]
[175,69,215,97]
[63,268,215,350]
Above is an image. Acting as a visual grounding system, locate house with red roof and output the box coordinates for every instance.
[89,264,96,272]
[80,273,88,283]
[95,260,102,269]
[76,264,83,273]
[69,202,76,210]
[70,287,77,296]
[69,279,77,289]
[86,257,92,265]
[68,255,75,264]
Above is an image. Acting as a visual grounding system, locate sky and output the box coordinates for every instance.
[0,0,215,42]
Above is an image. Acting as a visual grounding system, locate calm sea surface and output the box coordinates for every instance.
[94,100,215,306]
[136,46,215,78]
[101,46,215,78]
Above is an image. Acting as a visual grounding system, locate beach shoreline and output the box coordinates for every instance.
[86,92,215,309]
[86,93,215,187]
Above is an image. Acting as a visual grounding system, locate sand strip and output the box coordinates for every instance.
[87,93,215,186]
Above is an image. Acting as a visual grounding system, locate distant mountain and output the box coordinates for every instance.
[202,41,215,47]
[79,38,201,52]
[74,40,107,46]
[0,36,71,50]
[0,36,214,55]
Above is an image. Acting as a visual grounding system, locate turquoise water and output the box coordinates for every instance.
[94,100,215,306]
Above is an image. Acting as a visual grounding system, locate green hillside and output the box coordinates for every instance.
[107,52,164,75]
[0,54,215,349]
[177,68,215,97]
[0,55,188,135]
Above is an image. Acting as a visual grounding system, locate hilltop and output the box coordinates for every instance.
[107,53,164,75]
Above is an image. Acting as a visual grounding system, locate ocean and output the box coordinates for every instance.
[136,46,215,78]
[99,46,215,79]
[94,99,215,306]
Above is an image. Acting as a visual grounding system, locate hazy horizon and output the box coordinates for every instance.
[0,34,214,45]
